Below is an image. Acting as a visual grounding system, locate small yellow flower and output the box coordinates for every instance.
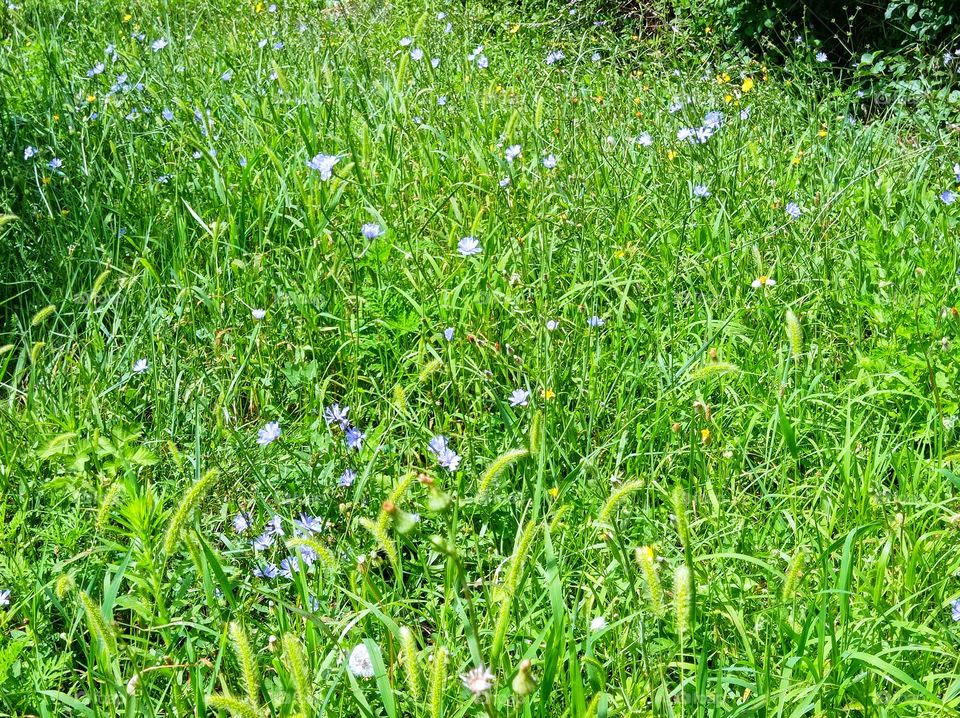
[614,248,625,259]
[544,388,556,400]
[87,94,96,103]
[53,114,60,121]
[122,13,131,22]
[716,72,731,84]
[255,2,263,12]
[705,26,712,34]
[741,77,754,93]
[724,94,733,103]
[42,176,51,185]
[818,127,827,137]
[700,428,711,444]
[548,487,559,499]
[509,23,520,33]
[667,150,677,161]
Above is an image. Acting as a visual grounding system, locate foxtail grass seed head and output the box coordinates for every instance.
[54,573,75,599]
[399,626,422,700]
[477,448,528,501]
[429,647,447,718]
[205,695,260,718]
[163,469,219,556]
[782,550,805,602]
[636,546,666,618]
[78,590,116,657]
[529,409,543,457]
[228,621,260,705]
[673,564,692,637]
[785,309,803,359]
[282,633,311,712]
[597,479,644,526]
[30,304,57,327]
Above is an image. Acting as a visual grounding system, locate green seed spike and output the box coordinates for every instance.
[282,633,312,714]
[429,646,447,718]
[228,621,260,706]
[635,546,666,618]
[206,694,260,718]
[399,626,422,701]
[163,469,219,557]
[785,308,803,360]
[477,448,528,501]
[30,304,56,327]
[597,480,645,526]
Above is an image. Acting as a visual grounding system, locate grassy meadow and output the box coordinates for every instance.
[2,0,960,715]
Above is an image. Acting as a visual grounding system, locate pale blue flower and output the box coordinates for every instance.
[546,319,558,330]
[499,176,511,187]
[307,153,339,180]
[345,426,364,451]
[411,48,423,61]
[588,315,605,327]
[0,590,10,607]
[266,515,285,537]
[257,421,281,445]
[296,513,323,534]
[543,154,557,169]
[232,513,250,533]
[49,157,63,171]
[458,236,482,256]
[941,190,957,205]
[953,163,960,183]
[339,468,356,487]
[252,562,279,579]
[252,532,274,551]
[693,184,710,198]
[161,108,174,120]
[509,389,529,407]
[505,144,521,162]
[324,403,350,428]
[436,446,460,471]
[785,202,802,219]
[251,308,265,320]
[23,146,36,160]
[428,435,448,455]
[477,55,488,69]
[444,327,455,341]
[279,555,299,578]
[815,52,827,63]
[591,52,601,62]
[636,132,652,147]
[952,598,960,621]
[431,57,440,68]
[132,358,148,373]
[151,38,168,52]
[400,36,412,46]
[221,70,233,81]
[361,223,383,239]
[87,62,105,77]
[546,50,564,65]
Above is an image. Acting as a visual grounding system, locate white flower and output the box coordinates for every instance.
[815,52,827,63]
[411,48,423,61]
[546,319,558,331]
[542,154,557,169]
[505,144,521,162]
[0,589,10,607]
[751,275,777,289]
[457,236,482,256]
[431,57,440,68]
[132,358,148,373]
[499,176,511,187]
[508,389,529,407]
[151,38,168,52]
[460,665,494,698]
[636,132,652,147]
[590,616,607,631]
[400,36,412,46]
[251,308,266,320]
[348,643,376,679]
[307,153,339,180]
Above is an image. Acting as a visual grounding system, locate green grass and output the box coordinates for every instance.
[2,0,960,716]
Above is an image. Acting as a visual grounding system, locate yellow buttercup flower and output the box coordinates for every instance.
[741,77,754,92]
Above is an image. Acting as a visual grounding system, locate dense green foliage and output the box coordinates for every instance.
[1,0,960,716]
